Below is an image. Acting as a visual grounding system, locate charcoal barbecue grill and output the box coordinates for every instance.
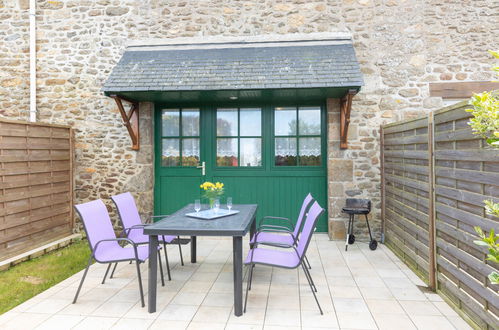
[342,198,377,251]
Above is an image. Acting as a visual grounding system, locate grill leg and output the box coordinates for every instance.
[345,214,353,251]
[365,214,373,241]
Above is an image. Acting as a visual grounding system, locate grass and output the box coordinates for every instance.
[0,239,91,314]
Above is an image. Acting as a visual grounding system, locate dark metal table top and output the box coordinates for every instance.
[143,204,258,237]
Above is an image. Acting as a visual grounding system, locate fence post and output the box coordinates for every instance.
[428,112,437,291]
[380,126,385,243]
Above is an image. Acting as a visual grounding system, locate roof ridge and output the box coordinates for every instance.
[127,32,352,49]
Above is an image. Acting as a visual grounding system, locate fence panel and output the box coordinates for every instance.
[381,101,499,329]
[0,119,74,261]
[382,117,431,283]
[433,104,499,329]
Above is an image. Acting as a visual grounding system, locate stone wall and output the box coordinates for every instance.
[0,0,496,235]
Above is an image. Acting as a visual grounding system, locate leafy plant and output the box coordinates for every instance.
[468,50,499,285]
[473,226,499,284]
[485,199,499,218]
[467,91,499,146]
[466,50,499,148]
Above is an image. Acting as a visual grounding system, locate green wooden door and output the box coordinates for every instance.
[154,103,328,231]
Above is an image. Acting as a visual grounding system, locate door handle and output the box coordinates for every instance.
[196,161,205,176]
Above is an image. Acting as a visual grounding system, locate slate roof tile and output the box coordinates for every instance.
[103,42,363,92]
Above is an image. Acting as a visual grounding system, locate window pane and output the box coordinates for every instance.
[182,138,200,166]
[182,109,199,136]
[217,138,238,166]
[275,137,297,166]
[299,137,321,166]
[275,107,297,136]
[162,109,179,136]
[240,108,261,136]
[298,107,321,135]
[217,108,238,136]
[162,138,180,166]
[240,138,261,167]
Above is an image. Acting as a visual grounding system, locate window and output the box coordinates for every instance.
[216,108,262,167]
[161,108,200,166]
[274,106,321,166]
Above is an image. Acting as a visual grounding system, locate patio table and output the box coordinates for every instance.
[144,203,258,316]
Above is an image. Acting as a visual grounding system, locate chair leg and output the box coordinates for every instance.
[301,262,323,315]
[163,242,172,281]
[109,262,118,279]
[243,264,253,313]
[177,236,184,266]
[135,258,145,307]
[304,255,312,269]
[158,250,165,287]
[302,261,318,292]
[248,264,255,291]
[73,256,93,304]
[101,263,112,284]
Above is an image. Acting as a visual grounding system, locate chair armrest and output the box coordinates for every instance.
[257,224,293,233]
[122,224,147,236]
[250,232,295,258]
[94,237,135,250]
[258,241,294,249]
[260,216,293,230]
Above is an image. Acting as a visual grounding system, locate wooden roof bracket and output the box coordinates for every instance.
[340,89,357,149]
[111,95,140,150]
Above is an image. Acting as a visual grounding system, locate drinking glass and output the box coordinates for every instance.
[214,198,220,213]
[194,199,201,213]
[227,197,233,211]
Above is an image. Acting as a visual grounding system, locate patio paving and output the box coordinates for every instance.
[0,234,471,329]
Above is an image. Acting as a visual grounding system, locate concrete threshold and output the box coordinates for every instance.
[0,234,82,271]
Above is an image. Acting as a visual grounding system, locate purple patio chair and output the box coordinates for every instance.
[111,192,184,281]
[73,199,165,307]
[244,201,325,314]
[250,193,315,269]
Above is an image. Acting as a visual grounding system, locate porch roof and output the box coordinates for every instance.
[102,33,363,101]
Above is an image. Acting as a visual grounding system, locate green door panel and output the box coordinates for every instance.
[212,175,327,232]
[158,176,203,216]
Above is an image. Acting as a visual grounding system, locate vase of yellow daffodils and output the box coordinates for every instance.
[200,181,224,209]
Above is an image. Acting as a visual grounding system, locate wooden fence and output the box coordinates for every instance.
[381,101,499,329]
[0,119,74,262]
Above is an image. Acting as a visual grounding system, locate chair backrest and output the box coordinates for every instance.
[293,193,315,238]
[111,192,144,241]
[74,199,118,253]
[296,201,324,259]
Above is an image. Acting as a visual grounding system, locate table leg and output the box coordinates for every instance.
[233,236,243,316]
[190,236,197,263]
[148,235,158,313]
[249,217,256,248]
